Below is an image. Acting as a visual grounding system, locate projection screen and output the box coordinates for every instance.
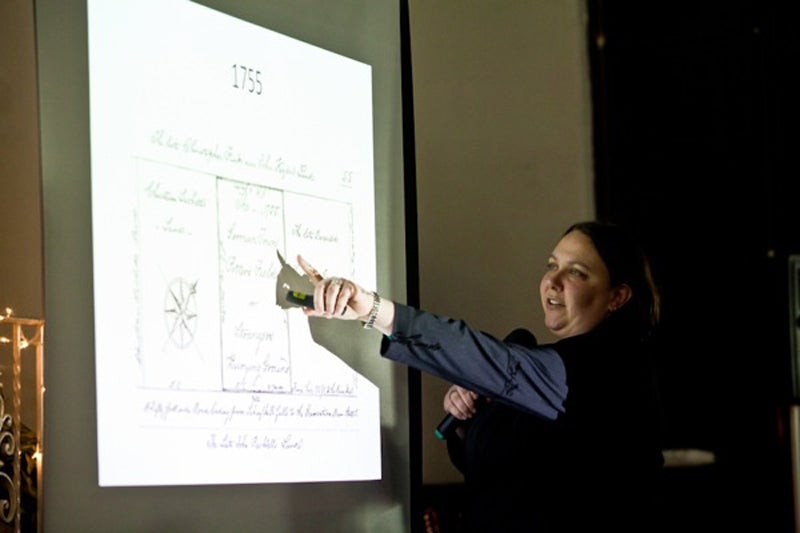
[89,0,382,487]
[38,0,413,530]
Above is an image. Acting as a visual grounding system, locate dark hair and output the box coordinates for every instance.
[564,221,660,338]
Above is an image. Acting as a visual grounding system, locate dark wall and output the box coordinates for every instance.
[588,2,800,531]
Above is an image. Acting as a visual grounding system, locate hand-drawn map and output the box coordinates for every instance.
[88,0,380,486]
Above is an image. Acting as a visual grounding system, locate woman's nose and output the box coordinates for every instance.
[543,270,559,288]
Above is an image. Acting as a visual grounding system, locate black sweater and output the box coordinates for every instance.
[382,304,664,532]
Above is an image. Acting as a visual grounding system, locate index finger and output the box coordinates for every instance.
[297,255,323,284]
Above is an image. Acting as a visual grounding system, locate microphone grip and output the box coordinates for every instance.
[434,329,534,441]
[434,413,461,440]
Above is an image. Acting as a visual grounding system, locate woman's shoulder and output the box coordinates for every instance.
[551,319,646,370]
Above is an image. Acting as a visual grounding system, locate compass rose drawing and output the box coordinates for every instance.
[164,278,198,348]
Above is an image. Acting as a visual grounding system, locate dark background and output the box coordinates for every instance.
[417,2,800,531]
[589,1,800,531]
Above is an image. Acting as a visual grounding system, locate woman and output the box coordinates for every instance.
[298,221,664,532]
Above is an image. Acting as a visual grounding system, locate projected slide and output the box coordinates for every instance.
[87,0,379,486]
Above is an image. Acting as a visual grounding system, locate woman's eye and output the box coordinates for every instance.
[569,268,587,278]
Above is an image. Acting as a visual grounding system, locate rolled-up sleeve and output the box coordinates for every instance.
[381,304,567,420]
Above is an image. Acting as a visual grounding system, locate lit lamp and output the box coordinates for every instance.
[0,307,45,533]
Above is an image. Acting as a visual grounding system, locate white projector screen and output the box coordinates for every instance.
[88,0,381,487]
[37,0,412,530]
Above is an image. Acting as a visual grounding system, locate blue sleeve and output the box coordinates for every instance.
[380,304,567,420]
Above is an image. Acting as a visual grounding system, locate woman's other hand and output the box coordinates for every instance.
[443,384,480,421]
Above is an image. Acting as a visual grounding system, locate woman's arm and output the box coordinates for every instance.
[385,304,567,419]
[295,256,568,420]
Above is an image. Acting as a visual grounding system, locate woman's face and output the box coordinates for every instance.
[539,230,628,339]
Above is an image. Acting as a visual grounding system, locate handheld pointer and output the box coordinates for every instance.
[286,290,314,308]
[286,289,350,316]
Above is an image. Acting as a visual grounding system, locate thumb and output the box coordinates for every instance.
[297,255,323,284]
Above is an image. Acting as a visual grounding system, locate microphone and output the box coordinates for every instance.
[434,328,537,440]
[434,413,462,440]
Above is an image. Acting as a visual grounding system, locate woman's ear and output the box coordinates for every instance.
[609,283,632,312]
